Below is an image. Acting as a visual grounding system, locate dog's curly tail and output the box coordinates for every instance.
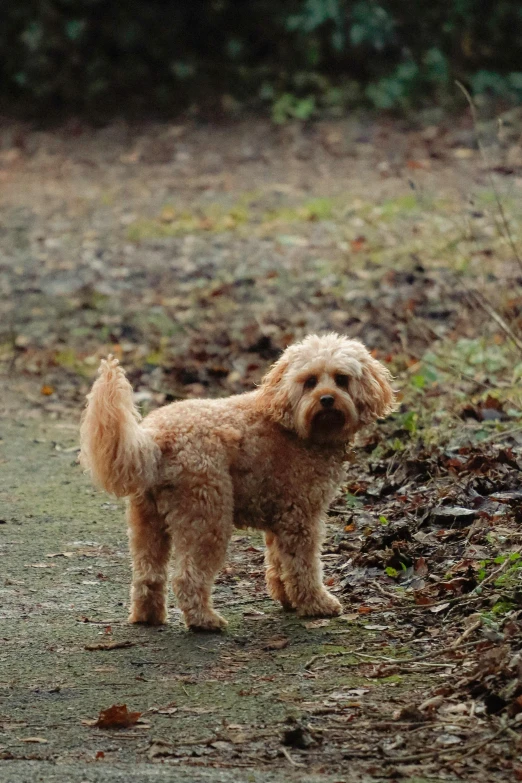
[79,356,160,497]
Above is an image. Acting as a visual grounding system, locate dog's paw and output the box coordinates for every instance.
[296,590,342,618]
[266,575,295,610]
[128,606,168,626]
[187,609,228,633]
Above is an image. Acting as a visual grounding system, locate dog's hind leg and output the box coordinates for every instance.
[128,493,172,625]
[264,532,294,610]
[168,474,233,632]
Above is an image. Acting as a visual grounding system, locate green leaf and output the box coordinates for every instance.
[292,96,316,120]
[344,492,363,508]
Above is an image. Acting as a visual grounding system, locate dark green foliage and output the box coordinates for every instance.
[2,0,522,118]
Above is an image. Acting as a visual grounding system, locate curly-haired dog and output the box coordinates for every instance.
[80,334,395,631]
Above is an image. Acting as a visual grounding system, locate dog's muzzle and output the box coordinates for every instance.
[312,408,346,430]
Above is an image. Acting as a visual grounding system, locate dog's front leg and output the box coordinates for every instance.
[273,516,342,617]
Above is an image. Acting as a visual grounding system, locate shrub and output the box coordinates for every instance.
[1,1,522,118]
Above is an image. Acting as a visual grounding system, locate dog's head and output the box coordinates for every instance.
[256,333,395,443]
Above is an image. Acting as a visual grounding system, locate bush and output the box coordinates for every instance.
[2,0,522,118]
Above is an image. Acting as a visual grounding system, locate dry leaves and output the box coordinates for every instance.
[84,640,134,651]
[262,637,290,651]
[84,704,142,729]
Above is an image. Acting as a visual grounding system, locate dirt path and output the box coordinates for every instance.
[1,116,522,781]
[1,391,439,783]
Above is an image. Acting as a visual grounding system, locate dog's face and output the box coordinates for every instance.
[257,333,395,443]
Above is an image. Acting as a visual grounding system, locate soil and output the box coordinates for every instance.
[1,113,522,782]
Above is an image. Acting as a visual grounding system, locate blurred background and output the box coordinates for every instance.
[2,0,522,120]
[2,0,522,408]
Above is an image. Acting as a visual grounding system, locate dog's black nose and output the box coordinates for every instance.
[320,394,335,408]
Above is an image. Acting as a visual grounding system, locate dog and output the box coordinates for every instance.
[80,333,395,631]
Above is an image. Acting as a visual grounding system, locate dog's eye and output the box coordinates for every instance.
[335,374,349,389]
[304,376,318,389]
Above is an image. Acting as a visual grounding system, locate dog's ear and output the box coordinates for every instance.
[255,355,294,428]
[352,355,396,425]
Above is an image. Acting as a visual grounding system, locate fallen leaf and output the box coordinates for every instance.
[243,610,265,619]
[148,702,178,715]
[436,733,462,746]
[40,385,54,396]
[20,737,48,744]
[147,740,177,760]
[304,619,331,629]
[414,557,428,576]
[453,147,474,158]
[414,592,434,606]
[350,236,366,252]
[86,704,142,729]
[263,637,289,651]
[429,506,477,526]
[160,206,176,223]
[430,602,450,613]
[419,695,444,712]
[330,688,369,700]
[84,641,134,651]
[406,159,430,170]
[158,706,178,715]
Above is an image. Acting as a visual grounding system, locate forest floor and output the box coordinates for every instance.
[2,112,522,782]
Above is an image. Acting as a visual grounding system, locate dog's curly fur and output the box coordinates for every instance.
[80,333,395,631]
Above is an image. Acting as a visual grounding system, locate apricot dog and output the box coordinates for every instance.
[80,334,395,631]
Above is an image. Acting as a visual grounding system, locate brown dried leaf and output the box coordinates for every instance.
[84,641,134,651]
[263,636,289,651]
[414,556,428,576]
[88,704,142,729]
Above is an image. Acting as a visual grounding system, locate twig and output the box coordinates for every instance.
[456,80,522,276]
[467,290,522,356]
[458,721,513,760]
[471,545,522,593]
[425,352,522,409]
[280,746,305,767]
[406,593,483,611]
[453,616,483,646]
[304,645,364,670]
[480,425,522,444]
[388,716,518,765]
[354,634,482,665]
[308,638,482,672]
